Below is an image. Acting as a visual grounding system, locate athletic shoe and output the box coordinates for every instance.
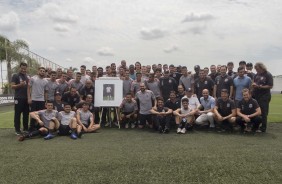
[18,135,25,141]
[131,123,135,129]
[15,131,22,135]
[104,122,110,127]
[70,132,77,139]
[44,134,55,140]
[163,127,169,134]
[114,122,119,127]
[158,126,163,133]
[180,128,186,134]
[125,123,129,129]
[177,128,182,134]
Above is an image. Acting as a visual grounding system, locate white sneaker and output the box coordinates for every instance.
[104,122,110,127]
[180,128,186,134]
[131,122,136,129]
[125,123,129,129]
[177,128,181,134]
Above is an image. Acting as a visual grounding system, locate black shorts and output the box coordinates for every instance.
[139,114,152,125]
[59,125,71,135]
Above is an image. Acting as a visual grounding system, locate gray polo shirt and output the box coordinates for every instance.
[38,109,58,127]
[29,75,48,101]
[179,75,193,91]
[135,90,155,115]
[120,99,138,113]
[145,80,161,97]
[58,111,76,126]
[45,79,59,101]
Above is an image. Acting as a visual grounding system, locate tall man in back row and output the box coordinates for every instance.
[252,62,273,132]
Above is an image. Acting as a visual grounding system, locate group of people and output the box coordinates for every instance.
[11,60,273,141]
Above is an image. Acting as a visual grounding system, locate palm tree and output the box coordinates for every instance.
[0,34,29,93]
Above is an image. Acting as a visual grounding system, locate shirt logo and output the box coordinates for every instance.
[227,103,230,107]
[249,104,253,108]
[260,77,264,81]
[169,80,172,83]
[225,79,228,82]
[205,81,207,84]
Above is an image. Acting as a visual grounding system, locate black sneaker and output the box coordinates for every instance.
[163,128,169,134]
[77,132,83,138]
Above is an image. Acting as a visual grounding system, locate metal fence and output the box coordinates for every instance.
[0,48,65,95]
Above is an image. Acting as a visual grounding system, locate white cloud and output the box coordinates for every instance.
[66,58,72,62]
[0,11,19,31]
[140,27,168,40]
[163,45,179,53]
[37,3,79,24]
[97,47,114,56]
[84,57,94,62]
[54,24,70,32]
[182,13,215,23]
[47,46,56,51]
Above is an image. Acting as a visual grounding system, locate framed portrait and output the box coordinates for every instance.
[94,77,123,107]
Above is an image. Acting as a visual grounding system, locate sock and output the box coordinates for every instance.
[27,130,40,138]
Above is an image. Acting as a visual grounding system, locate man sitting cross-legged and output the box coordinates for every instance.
[119,93,138,129]
[18,101,59,141]
[76,102,100,138]
[213,89,236,132]
[58,103,80,139]
[150,97,172,133]
[173,98,197,134]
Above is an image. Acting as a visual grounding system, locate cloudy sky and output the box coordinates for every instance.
[1,0,282,75]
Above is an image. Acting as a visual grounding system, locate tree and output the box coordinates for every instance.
[0,34,29,93]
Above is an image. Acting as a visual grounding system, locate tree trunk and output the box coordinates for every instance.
[6,59,12,94]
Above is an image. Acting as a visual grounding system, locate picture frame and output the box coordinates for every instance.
[94,77,123,107]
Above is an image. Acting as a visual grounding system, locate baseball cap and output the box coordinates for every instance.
[194,65,200,69]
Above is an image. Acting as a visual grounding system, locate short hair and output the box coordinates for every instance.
[20,62,27,67]
[155,68,161,72]
[80,65,86,69]
[76,72,82,76]
[169,64,174,68]
[45,100,53,104]
[38,67,45,71]
[136,72,142,75]
[50,71,57,75]
[239,61,246,65]
[170,90,176,95]
[181,98,189,103]
[156,96,164,102]
[221,89,228,94]
[82,102,90,106]
[63,103,71,107]
[242,88,250,94]
[181,66,187,70]
[126,92,132,96]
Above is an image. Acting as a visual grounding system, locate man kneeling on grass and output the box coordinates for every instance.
[119,93,138,129]
[58,103,80,139]
[76,102,100,138]
[18,101,59,141]
[150,97,172,133]
[236,88,262,133]
[213,89,236,132]
[173,98,197,134]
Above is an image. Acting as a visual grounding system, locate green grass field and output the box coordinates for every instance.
[0,94,282,183]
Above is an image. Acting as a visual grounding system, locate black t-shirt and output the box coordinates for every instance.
[159,77,178,98]
[80,86,95,101]
[62,92,80,108]
[11,73,29,99]
[170,72,182,84]
[253,71,273,98]
[238,98,259,115]
[164,99,181,111]
[53,101,64,112]
[208,72,219,82]
[216,98,235,117]
[214,75,233,98]
[194,77,214,99]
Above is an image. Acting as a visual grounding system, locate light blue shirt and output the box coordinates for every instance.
[233,75,252,101]
[200,95,215,110]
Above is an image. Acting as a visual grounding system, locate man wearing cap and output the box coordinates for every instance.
[246,62,255,80]
[252,62,273,132]
[181,88,201,111]
[239,61,247,70]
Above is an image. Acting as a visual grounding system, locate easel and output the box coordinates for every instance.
[99,107,120,129]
